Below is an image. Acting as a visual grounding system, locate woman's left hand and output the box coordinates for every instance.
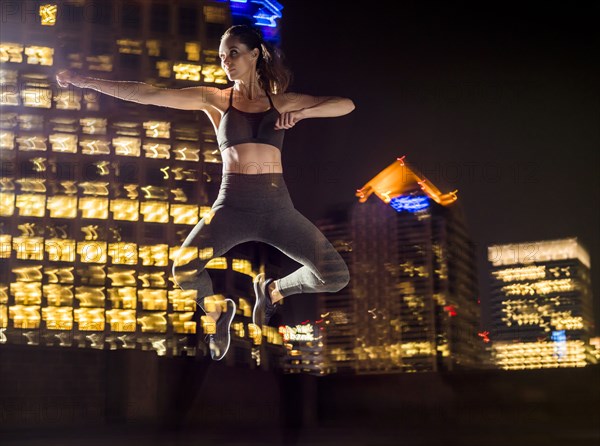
[274,109,305,130]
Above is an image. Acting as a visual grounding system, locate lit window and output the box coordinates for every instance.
[201,64,227,84]
[80,118,107,135]
[143,143,170,159]
[139,289,168,310]
[78,197,109,219]
[47,196,77,218]
[171,204,199,225]
[25,46,54,66]
[8,303,41,328]
[143,121,170,139]
[172,142,200,162]
[0,43,24,63]
[45,239,76,262]
[49,133,78,153]
[113,137,141,157]
[74,307,105,331]
[110,199,139,221]
[117,39,143,54]
[185,42,201,61]
[156,61,171,78]
[203,6,226,23]
[141,201,169,223]
[80,139,110,155]
[169,246,197,267]
[16,194,46,217]
[86,55,113,72]
[39,4,58,26]
[146,40,161,57]
[109,243,138,265]
[173,63,201,81]
[21,88,52,108]
[0,193,15,216]
[77,241,107,264]
[0,131,14,150]
[12,237,44,260]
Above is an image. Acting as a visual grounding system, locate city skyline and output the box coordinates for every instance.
[0,0,597,350]
[274,2,599,330]
[0,3,597,444]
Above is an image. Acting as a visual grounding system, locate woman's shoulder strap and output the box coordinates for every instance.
[264,87,274,107]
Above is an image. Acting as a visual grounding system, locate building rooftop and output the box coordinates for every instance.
[355,156,458,207]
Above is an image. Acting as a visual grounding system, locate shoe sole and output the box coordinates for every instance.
[212,298,236,361]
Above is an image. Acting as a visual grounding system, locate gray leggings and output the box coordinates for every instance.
[172,172,350,312]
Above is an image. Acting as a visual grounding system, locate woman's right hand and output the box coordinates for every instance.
[56,69,86,88]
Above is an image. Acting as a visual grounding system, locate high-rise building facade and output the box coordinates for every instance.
[318,157,483,374]
[488,238,596,369]
[0,0,285,368]
[314,207,355,373]
[279,321,334,375]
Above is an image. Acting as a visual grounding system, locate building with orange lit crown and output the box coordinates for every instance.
[317,156,483,374]
[0,0,286,368]
[487,238,597,369]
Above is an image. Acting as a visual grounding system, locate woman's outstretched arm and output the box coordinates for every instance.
[55,69,219,111]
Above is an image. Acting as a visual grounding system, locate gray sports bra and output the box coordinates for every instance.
[216,88,285,151]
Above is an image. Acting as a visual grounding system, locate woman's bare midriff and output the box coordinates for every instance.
[221,142,283,175]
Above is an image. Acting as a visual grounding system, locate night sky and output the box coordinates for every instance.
[268,1,600,330]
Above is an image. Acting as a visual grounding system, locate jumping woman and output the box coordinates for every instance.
[57,24,354,361]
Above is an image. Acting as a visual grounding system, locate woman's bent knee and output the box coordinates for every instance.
[324,264,350,292]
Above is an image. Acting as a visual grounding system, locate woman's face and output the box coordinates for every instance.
[219,36,257,80]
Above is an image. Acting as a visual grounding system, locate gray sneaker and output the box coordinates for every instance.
[253,273,278,327]
[205,298,236,361]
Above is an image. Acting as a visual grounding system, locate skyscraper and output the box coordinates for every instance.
[0,0,285,368]
[315,207,355,373]
[318,157,483,374]
[488,237,596,369]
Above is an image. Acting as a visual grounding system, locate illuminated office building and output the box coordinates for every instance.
[279,321,334,376]
[590,337,600,362]
[0,0,285,367]
[318,157,483,374]
[314,208,356,374]
[488,238,596,369]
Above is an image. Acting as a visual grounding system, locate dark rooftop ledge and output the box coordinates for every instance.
[0,344,598,445]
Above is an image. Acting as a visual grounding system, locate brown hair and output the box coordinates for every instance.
[221,25,292,94]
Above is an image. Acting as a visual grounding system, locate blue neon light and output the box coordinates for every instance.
[230,1,251,14]
[252,1,283,27]
[551,330,567,359]
[389,195,430,213]
[230,0,283,30]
